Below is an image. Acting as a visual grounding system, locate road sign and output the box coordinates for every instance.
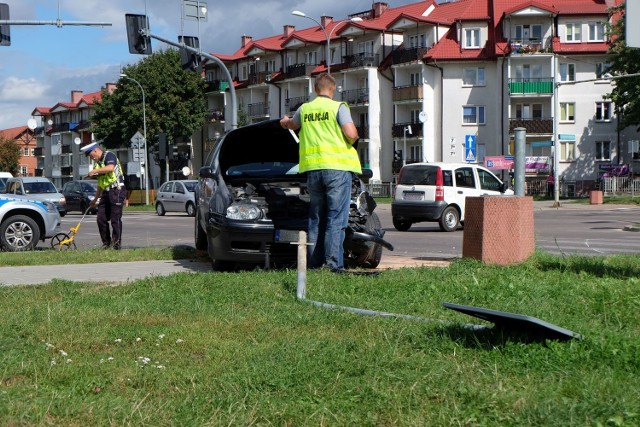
[465,135,476,163]
[130,131,146,162]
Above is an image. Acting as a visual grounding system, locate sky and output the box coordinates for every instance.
[0,0,411,130]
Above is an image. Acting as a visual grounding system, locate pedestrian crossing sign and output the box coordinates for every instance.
[465,135,476,163]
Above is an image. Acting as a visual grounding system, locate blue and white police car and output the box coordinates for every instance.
[0,196,61,251]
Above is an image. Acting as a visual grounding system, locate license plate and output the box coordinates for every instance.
[403,191,424,201]
[275,229,300,243]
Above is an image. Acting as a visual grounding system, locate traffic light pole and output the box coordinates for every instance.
[142,29,238,130]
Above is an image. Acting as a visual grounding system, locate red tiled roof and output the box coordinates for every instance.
[503,1,559,16]
[0,126,29,140]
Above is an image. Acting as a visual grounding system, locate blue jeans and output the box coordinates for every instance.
[307,170,352,270]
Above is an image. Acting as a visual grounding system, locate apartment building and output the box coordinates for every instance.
[200,0,638,194]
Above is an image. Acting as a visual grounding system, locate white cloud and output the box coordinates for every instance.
[0,77,50,101]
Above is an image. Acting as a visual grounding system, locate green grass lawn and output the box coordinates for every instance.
[1,252,638,425]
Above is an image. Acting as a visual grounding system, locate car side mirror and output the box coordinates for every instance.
[199,166,214,179]
[500,182,509,193]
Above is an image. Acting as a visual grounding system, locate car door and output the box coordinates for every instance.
[64,182,81,211]
[476,167,506,196]
[172,182,188,212]
[157,182,174,211]
[453,166,480,221]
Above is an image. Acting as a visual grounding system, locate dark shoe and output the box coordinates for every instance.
[101,243,111,249]
[112,244,120,250]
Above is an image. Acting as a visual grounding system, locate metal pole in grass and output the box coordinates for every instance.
[296,230,307,299]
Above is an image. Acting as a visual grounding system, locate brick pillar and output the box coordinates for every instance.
[462,196,534,265]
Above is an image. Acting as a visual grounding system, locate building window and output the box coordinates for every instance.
[566,23,581,42]
[560,102,575,122]
[31,148,35,156]
[22,147,29,156]
[241,65,247,81]
[410,72,422,86]
[588,22,605,42]
[560,140,575,161]
[515,103,543,119]
[463,67,485,86]
[410,145,422,163]
[358,40,374,55]
[515,24,542,42]
[20,166,27,175]
[596,141,611,161]
[596,102,612,121]
[305,50,317,65]
[463,105,486,125]
[409,34,426,48]
[560,63,575,82]
[596,62,611,78]
[464,28,481,48]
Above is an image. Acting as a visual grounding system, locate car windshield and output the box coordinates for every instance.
[183,181,197,192]
[81,182,97,193]
[24,182,57,194]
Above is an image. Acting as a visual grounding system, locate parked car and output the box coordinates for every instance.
[61,179,99,214]
[391,162,513,232]
[0,172,12,193]
[155,180,198,216]
[0,195,61,251]
[195,119,393,271]
[2,177,67,217]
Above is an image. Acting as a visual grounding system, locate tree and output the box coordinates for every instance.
[606,3,640,131]
[91,49,208,150]
[0,135,19,174]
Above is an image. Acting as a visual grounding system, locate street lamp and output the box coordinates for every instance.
[553,71,640,207]
[119,73,149,206]
[291,11,362,75]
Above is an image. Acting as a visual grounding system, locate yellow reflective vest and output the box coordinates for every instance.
[298,96,362,174]
[95,152,124,190]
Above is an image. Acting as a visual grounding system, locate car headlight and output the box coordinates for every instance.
[226,203,262,220]
[356,192,368,215]
[58,197,66,205]
[43,201,58,213]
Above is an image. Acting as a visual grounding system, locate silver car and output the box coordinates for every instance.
[0,196,61,251]
[2,177,67,217]
[155,180,198,216]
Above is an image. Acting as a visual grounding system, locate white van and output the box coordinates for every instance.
[391,162,513,232]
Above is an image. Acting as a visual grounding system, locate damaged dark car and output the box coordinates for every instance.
[195,119,392,271]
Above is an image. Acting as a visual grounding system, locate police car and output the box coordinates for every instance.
[0,196,61,251]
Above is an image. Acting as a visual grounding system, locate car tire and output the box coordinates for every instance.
[439,206,459,232]
[392,217,412,231]
[155,202,166,216]
[353,212,383,268]
[80,202,87,214]
[59,212,66,217]
[186,202,196,217]
[211,256,233,271]
[0,215,41,251]
[194,210,208,251]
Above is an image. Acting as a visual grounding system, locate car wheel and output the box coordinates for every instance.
[211,256,233,271]
[392,217,411,231]
[80,202,87,214]
[59,212,66,217]
[0,215,41,251]
[186,202,196,217]
[155,202,166,216]
[194,210,208,251]
[439,206,459,232]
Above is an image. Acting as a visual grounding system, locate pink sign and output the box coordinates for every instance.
[485,156,514,170]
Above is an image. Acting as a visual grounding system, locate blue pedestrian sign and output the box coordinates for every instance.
[465,135,476,163]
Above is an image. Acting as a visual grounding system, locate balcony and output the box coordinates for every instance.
[34,147,44,157]
[393,85,423,102]
[35,168,44,177]
[341,88,369,105]
[208,108,225,122]
[285,63,315,79]
[205,80,229,92]
[285,96,308,112]
[508,117,553,134]
[50,122,72,133]
[61,166,72,176]
[343,53,379,68]
[75,120,91,131]
[391,46,429,65]
[247,102,269,117]
[248,72,273,85]
[510,37,553,54]
[392,122,423,138]
[508,78,553,95]
[61,145,72,155]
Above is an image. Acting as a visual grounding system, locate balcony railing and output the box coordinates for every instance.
[508,117,553,134]
[248,102,269,117]
[508,78,553,95]
[205,80,229,92]
[285,96,308,112]
[341,88,369,105]
[343,53,379,68]
[34,147,44,157]
[248,72,272,85]
[393,85,423,101]
[392,122,423,138]
[285,63,316,79]
[50,122,71,133]
[510,37,553,54]
[391,46,429,65]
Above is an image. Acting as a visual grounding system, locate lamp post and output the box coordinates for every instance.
[120,73,149,206]
[553,71,640,207]
[291,11,362,75]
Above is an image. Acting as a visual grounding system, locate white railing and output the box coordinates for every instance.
[601,177,640,195]
[366,182,395,198]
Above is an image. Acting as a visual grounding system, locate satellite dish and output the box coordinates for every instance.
[27,118,37,130]
[47,119,53,126]
[418,111,427,123]
[182,166,191,176]
[74,137,81,145]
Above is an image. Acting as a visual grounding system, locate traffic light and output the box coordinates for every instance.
[178,36,201,72]
[125,14,152,55]
[156,133,167,160]
[0,3,10,47]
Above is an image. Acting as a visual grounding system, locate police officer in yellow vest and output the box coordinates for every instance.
[280,73,361,272]
[81,142,126,249]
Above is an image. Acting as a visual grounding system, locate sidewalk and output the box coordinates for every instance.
[0,256,449,287]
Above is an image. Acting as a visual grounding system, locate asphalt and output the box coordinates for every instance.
[0,199,636,287]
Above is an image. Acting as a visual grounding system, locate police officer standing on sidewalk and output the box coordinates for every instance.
[81,142,126,249]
